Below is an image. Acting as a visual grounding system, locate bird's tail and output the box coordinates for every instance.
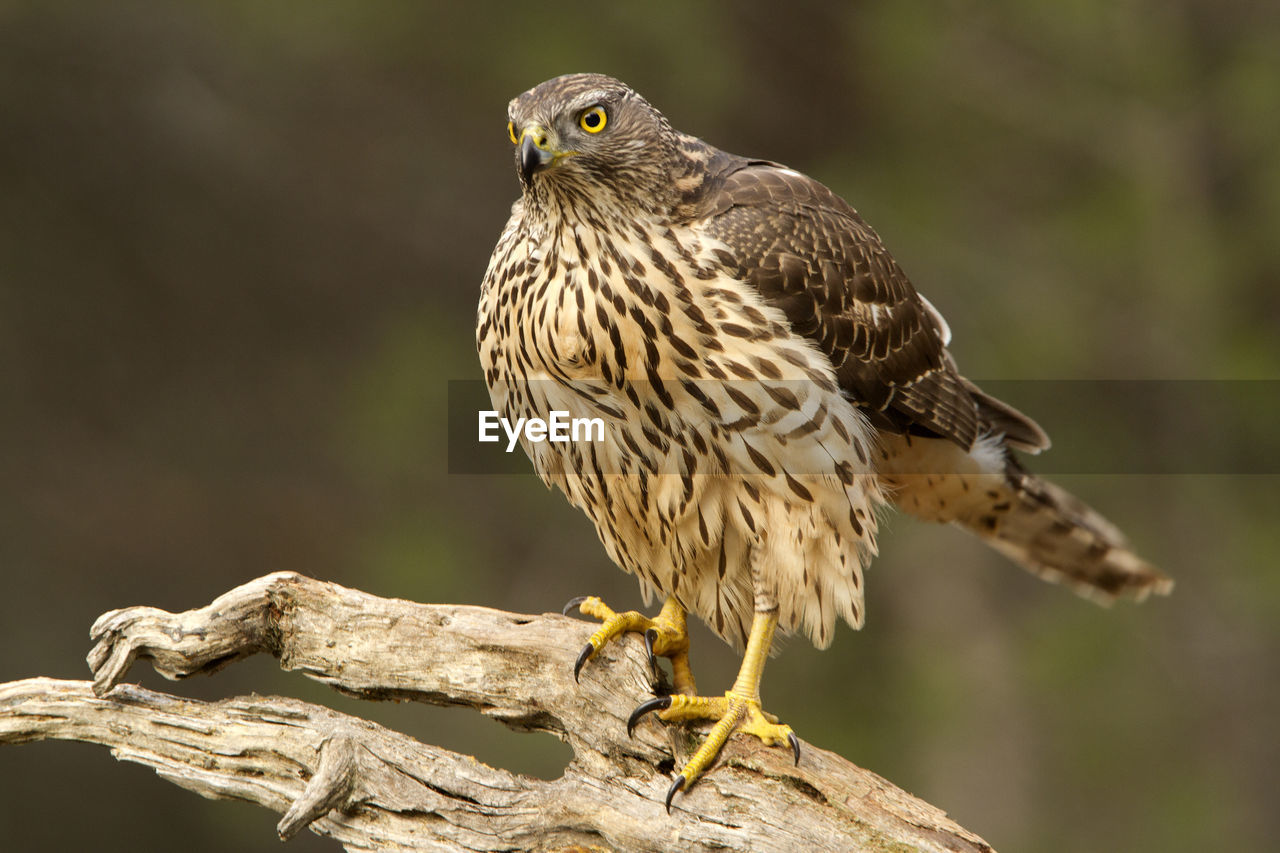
[957,464,1173,603]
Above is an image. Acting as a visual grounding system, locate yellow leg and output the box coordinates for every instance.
[627,609,799,812]
[563,595,697,695]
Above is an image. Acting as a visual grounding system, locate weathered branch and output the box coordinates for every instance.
[0,572,994,852]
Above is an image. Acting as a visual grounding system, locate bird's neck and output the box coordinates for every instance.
[667,133,747,222]
[522,177,672,235]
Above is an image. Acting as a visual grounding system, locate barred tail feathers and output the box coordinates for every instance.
[878,432,1172,603]
[964,468,1173,603]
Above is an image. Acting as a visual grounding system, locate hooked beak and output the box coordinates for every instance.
[516,125,564,184]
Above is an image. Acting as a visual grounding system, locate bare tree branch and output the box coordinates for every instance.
[0,572,994,852]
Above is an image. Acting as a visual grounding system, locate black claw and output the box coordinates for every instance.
[643,627,658,666]
[573,642,594,682]
[561,595,589,617]
[788,731,801,766]
[627,695,672,737]
[665,773,686,814]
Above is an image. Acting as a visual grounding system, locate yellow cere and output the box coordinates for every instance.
[507,121,518,144]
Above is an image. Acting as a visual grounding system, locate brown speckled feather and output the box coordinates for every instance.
[700,161,996,451]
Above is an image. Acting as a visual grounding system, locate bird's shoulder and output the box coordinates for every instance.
[680,152,1040,452]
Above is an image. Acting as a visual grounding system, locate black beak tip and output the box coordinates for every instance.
[518,135,546,184]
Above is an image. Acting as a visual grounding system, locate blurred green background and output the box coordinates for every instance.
[2,1,1277,851]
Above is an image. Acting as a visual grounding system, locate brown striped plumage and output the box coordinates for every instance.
[479,74,1170,655]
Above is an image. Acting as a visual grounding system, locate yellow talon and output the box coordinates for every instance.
[627,609,800,812]
[648,692,796,786]
[564,595,697,695]
[567,599,798,812]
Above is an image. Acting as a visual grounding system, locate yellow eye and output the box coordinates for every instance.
[579,106,607,133]
[507,121,518,144]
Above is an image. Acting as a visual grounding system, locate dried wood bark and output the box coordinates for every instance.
[0,572,994,852]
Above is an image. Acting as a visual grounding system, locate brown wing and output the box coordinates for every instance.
[699,159,996,451]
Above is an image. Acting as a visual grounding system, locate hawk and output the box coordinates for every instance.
[477,73,1171,809]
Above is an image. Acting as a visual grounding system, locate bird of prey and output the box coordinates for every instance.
[477,73,1172,810]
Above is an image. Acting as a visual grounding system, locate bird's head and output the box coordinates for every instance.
[505,73,680,216]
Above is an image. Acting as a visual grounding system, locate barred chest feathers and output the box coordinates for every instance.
[477,202,884,649]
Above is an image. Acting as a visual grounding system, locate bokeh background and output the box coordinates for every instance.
[2,1,1278,851]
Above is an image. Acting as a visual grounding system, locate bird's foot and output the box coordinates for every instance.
[628,690,800,812]
[562,595,696,694]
